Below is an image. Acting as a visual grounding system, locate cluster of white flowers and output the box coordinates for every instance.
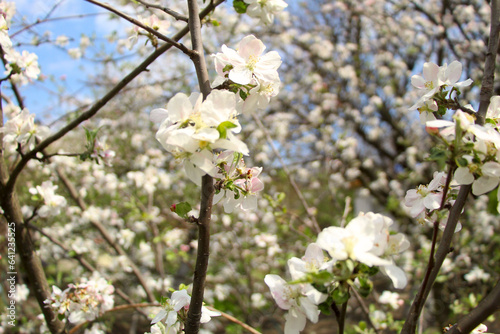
[265,212,409,334]
[151,35,281,213]
[409,60,473,122]
[0,3,40,85]
[213,151,264,213]
[146,289,220,334]
[45,272,115,324]
[29,181,67,217]
[243,0,288,25]
[0,108,50,150]
[128,14,170,49]
[212,34,282,113]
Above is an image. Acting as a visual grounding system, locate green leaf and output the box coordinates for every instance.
[332,285,350,304]
[170,202,192,219]
[222,64,234,73]
[217,121,238,139]
[356,276,373,297]
[455,157,469,167]
[239,89,248,101]
[233,0,249,14]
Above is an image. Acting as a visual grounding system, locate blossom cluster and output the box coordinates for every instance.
[0,2,40,85]
[151,35,281,213]
[146,289,220,334]
[45,272,115,324]
[29,180,67,218]
[405,60,500,214]
[0,107,50,150]
[265,212,409,334]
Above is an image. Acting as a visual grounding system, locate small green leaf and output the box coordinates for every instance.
[332,285,350,304]
[170,202,192,219]
[239,89,248,100]
[233,0,249,14]
[222,64,234,73]
[455,157,469,167]
[217,121,238,139]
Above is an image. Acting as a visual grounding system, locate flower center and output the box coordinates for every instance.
[424,81,434,90]
[246,55,259,72]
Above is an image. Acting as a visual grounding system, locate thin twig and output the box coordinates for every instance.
[205,306,263,334]
[251,113,322,234]
[84,0,193,56]
[134,0,188,22]
[350,287,380,334]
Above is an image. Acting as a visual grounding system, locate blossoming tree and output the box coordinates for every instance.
[0,0,499,334]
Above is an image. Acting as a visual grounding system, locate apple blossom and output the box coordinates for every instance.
[409,60,473,111]
[29,181,68,217]
[0,108,49,148]
[316,212,408,288]
[149,289,220,334]
[128,14,170,48]
[45,272,115,324]
[264,274,325,334]
[244,0,288,25]
[213,151,264,212]
[404,171,447,218]
[212,35,282,86]
[287,243,334,280]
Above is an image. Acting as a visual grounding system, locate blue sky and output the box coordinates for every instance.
[11,0,128,120]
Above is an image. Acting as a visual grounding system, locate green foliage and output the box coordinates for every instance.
[217,121,238,139]
[233,0,249,14]
[170,201,192,219]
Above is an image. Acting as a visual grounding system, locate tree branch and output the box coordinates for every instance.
[184,0,214,332]
[134,0,189,22]
[84,0,193,56]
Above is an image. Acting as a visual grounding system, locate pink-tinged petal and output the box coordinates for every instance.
[238,35,266,58]
[258,51,283,71]
[284,311,306,334]
[423,192,442,210]
[288,257,307,280]
[381,264,407,289]
[150,309,168,325]
[150,108,169,123]
[250,177,264,192]
[454,78,473,88]
[445,61,462,84]
[454,167,474,185]
[411,75,426,89]
[423,62,439,81]
[221,45,245,66]
[229,68,254,85]
[472,176,499,195]
[300,297,321,322]
[264,274,291,310]
[426,119,454,128]
[192,128,220,143]
[409,200,425,218]
[482,161,500,178]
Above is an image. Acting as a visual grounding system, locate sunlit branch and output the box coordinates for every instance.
[84,0,193,56]
[134,0,189,22]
